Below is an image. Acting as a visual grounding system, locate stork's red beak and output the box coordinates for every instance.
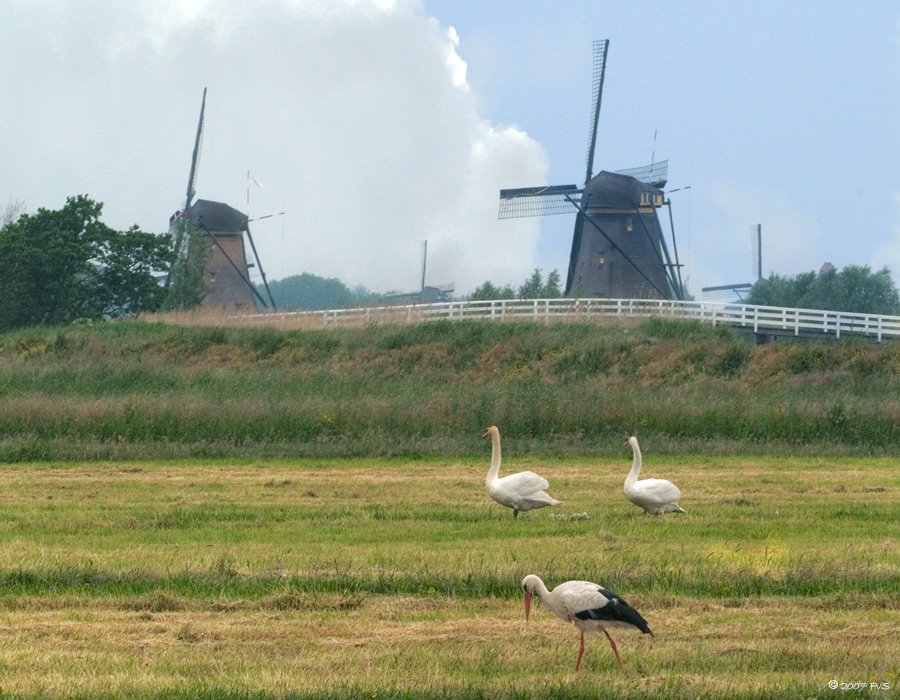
[482,429,490,438]
[524,591,531,621]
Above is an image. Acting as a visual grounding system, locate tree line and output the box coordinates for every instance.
[0,196,173,331]
[745,265,900,316]
[2,195,899,330]
[264,268,565,310]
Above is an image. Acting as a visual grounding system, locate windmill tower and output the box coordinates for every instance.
[168,88,276,310]
[498,40,684,300]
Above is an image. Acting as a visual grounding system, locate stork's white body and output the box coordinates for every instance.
[483,426,561,518]
[624,436,685,515]
[521,574,652,672]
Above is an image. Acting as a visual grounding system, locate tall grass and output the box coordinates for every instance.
[3,319,900,461]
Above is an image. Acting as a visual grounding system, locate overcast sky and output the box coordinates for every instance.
[2,0,898,298]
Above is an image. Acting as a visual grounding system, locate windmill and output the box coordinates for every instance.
[701,224,762,301]
[168,88,277,310]
[385,240,455,304]
[498,40,684,300]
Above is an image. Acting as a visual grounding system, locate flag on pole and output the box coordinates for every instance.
[248,173,264,188]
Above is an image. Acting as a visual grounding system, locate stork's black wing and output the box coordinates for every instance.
[575,587,653,635]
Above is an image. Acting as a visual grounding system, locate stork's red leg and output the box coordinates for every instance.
[603,628,626,672]
[575,631,585,672]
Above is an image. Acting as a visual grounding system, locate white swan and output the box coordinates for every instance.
[483,425,561,518]
[623,436,685,515]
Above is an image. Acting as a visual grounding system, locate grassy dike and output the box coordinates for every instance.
[2,317,900,461]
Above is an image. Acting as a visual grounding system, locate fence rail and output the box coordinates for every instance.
[229,298,900,341]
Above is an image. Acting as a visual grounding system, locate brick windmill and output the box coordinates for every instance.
[168,88,276,309]
[498,41,684,300]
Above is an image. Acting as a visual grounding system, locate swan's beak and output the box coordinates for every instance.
[524,591,531,621]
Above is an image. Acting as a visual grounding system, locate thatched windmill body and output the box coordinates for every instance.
[499,41,684,300]
[168,88,276,310]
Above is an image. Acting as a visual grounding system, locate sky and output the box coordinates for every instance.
[1,0,898,299]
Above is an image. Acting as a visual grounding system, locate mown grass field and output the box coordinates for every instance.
[0,454,897,699]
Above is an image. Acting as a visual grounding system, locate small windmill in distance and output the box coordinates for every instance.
[167,88,276,310]
[701,224,762,302]
[498,40,684,301]
[386,240,454,304]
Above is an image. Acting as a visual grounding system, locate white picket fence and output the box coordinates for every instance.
[236,298,900,341]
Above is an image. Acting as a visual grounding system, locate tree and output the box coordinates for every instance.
[746,271,812,308]
[2,198,25,228]
[470,269,563,301]
[747,265,900,315]
[161,217,211,311]
[518,269,545,299]
[93,224,173,317]
[469,280,516,301]
[263,272,374,310]
[0,195,173,330]
[542,269,562,298]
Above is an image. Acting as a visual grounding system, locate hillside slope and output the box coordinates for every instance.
[1,318,899,461]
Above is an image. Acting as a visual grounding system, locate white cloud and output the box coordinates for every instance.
[443,26,469,90]
[0,0,547,295]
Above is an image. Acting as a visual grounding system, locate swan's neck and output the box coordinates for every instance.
[626,443,642,485]
[486,432,501,483]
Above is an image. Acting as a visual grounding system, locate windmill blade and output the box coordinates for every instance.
[245,222,277,309]
[185,87,207,209]
[498,184,582,219]
[167,87,207,290]
[584,39,610,185]
[665,199,686,298]
[615,159,669,189]
[630,202,681,300]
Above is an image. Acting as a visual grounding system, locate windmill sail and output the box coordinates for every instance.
[584,40,609,185]
[166,88,207,289]
[185,88,207,210]
[614,160,668,189]
[498,184,582,219]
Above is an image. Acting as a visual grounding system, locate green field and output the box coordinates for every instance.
[4,318,900,462]
[0,319,899,698]
[0,455,897,699]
